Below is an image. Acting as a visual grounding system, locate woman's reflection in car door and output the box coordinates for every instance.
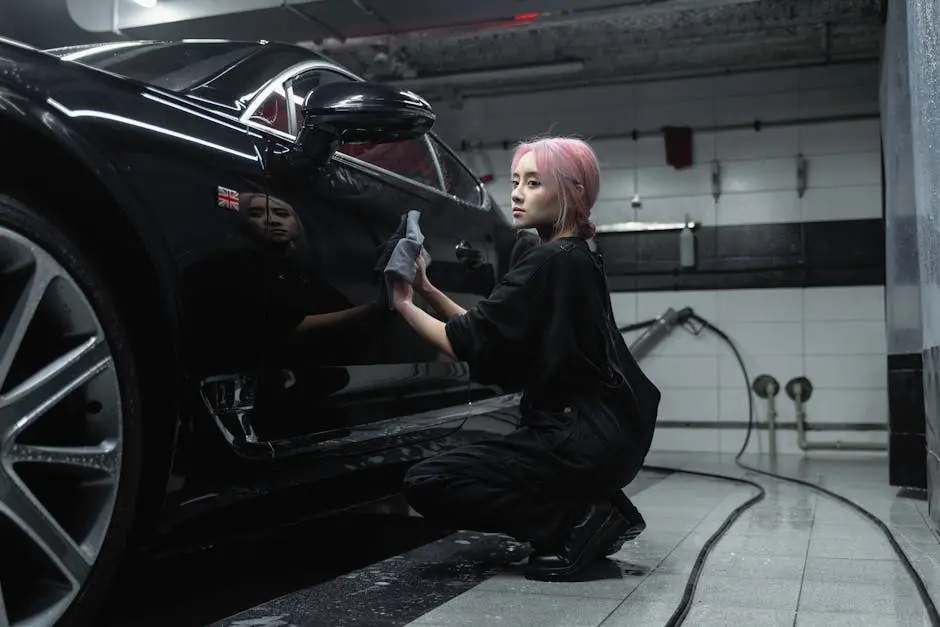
[248,146,477,448]
[237,189,391,442]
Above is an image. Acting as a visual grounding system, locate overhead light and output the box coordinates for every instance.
[595,220,698,234]
[390,61,585,88]
[132,0,158,7]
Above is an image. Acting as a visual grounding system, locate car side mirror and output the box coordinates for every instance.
[295,81,436,164]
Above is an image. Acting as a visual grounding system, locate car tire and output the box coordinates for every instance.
[0,192,144,627]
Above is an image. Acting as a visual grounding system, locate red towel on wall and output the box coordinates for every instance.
[663,126,693,170]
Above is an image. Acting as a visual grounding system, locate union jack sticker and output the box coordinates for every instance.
[217,186,239,211]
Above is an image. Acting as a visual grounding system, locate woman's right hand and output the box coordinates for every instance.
[414,254,430,293]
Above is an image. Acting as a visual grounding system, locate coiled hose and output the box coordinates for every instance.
[620,312,940,627]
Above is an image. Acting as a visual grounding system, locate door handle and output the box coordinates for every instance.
[455,240,484,266]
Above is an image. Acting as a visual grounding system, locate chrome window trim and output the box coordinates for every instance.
[239,60,362,129]
[426,136,447,190]
[285,78,299,137]
[426,134,486,208]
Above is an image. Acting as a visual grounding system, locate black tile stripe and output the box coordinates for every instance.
[597,218,885,291]
[210,470,672,627]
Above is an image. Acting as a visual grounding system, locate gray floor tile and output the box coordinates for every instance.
[892,525,940,546]
[795,611,931,626]
[803,557,925,588]
[730,511,815,532]
[658,548,807,580]
[684,605,796,626]
[619,572,689,606]
[694,575,802,610]
[598,601,677,626]
[816,502,926,527]
[685,531,810,557]
[798,581,928,616]
[474,568,644,600]
[408,589,622,627]
[807,535,900,560]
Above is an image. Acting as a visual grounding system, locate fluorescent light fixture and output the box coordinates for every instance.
[595,220,698,234]
[391,61,584,88]
[133,0,158,7]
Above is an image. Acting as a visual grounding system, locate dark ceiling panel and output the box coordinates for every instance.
[363,0,650,32]
[123,7,331,43]
[292,0,387,39]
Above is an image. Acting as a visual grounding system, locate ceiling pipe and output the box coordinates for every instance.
[410,45,879,103]
[388,61,586,89]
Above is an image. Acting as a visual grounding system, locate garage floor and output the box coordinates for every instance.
[200,452,940,627]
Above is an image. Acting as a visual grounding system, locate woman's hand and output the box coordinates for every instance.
[392,279,414,312]
[413,254,430,294]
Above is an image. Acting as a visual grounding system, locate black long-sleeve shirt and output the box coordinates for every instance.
[444,236,661,442]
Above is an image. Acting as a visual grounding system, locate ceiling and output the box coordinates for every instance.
[1,0,885,95]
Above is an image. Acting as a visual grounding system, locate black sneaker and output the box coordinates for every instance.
[524,501,631,582]
[605,492,646,556]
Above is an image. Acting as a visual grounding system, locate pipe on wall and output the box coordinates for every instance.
[786,376,888,452]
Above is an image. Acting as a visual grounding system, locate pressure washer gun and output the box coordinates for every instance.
[625,307,695,361]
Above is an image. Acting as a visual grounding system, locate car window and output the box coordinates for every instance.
[49,42,260,92]
[247,86,291,134]
[428,136,483,206]
[337,139,442,190]
[289,69,356,133]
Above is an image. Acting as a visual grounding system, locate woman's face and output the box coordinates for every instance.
[510,151,561,232]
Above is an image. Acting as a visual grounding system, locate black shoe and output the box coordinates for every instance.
[524,501,630,582]
[605,494,646,556]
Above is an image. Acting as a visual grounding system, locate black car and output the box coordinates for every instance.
[0,38,520,627]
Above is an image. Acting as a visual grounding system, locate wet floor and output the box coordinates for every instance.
[97,508,450,627]
[100,454,940,627]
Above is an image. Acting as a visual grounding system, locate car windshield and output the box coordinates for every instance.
[45,41,260,91]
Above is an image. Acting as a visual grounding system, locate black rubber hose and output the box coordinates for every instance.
[642,464,766,626]
[619,318,658,334]
[622,312,940,627]
[689,313,940,627]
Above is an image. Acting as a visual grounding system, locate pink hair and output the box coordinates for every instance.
[510,136,601,238]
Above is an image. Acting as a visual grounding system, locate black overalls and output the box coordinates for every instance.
[403,236,661,551]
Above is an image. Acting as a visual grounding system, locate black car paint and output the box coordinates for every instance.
[0,39,517,539]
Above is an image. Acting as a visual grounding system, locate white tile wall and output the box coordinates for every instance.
[439,61,887,455]
[442,62,881,230]
[611,287,887,455]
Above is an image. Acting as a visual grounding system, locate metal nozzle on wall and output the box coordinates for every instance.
[752,374,780,457]
[785,375,886,452]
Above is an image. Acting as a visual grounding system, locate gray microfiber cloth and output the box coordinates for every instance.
[378,209,432,310]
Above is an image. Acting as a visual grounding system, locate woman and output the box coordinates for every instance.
[391,136,661,582]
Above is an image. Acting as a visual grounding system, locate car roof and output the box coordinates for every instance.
[43,38,268,58]
[42,39,326,99]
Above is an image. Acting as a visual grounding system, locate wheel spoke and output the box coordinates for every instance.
[0,256,56,393]
[0,226,124,627]
[0,337,111,439]
[0,471,91,585]
[0,578,8,627]
[7,440,119,476]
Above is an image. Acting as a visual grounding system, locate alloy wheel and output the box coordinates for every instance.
[0,225,123,627]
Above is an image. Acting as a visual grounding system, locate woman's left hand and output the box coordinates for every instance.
[392,279,414,311]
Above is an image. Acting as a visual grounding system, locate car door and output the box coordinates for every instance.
[239,64,497,454]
